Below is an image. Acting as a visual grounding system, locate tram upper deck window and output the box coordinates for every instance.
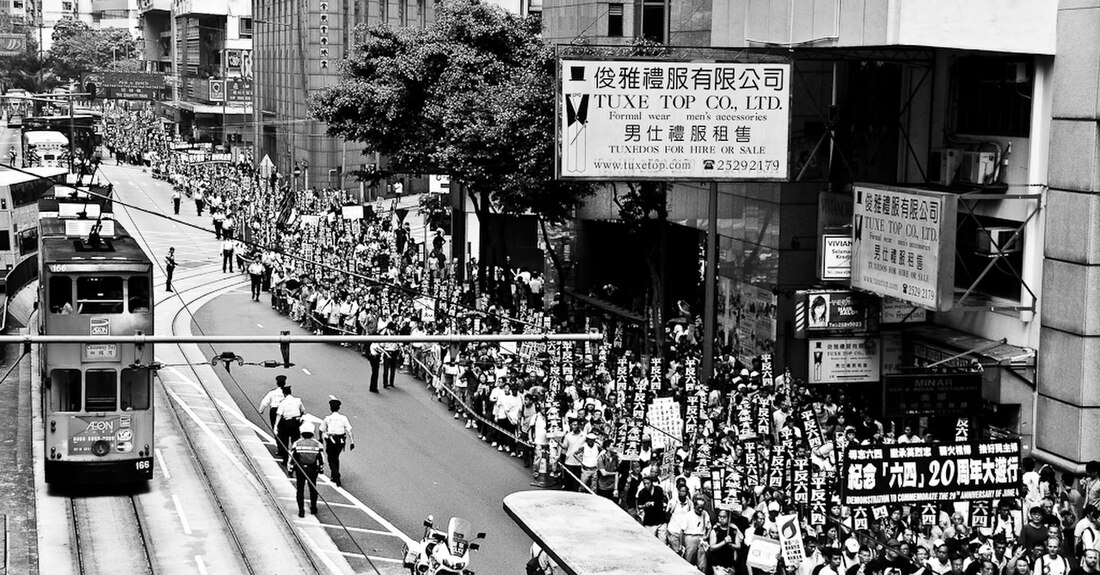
[127,276,150,313]
[85,369,116,412]
[120,368,149,411]
[49,369,81,412]
[76,276,124,314]
[49,276,73,314]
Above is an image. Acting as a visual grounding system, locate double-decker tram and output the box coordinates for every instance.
[38,198,155,484]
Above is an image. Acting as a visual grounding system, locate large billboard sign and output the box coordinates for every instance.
[842,441,1020,506]
[851,185,957,311]
[558,59,791,180]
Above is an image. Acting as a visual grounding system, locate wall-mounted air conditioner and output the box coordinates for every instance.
[976,226,1021,255]
[959,151,997,184]
[930,148,961,186]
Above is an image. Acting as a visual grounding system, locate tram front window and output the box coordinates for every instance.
[120,368,149,411]
[50,369,81,412]
[84,369,116,412]
[127,276,150,313]
[76,276,124,314]
[49,276,73,314]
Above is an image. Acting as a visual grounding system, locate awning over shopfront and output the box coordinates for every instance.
[166,101,252,115]
[904,324,1035,369]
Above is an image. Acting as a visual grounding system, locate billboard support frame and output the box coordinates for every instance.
[953,191,1042,312]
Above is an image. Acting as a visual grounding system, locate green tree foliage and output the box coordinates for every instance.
[311,0,596,286]
[0,51,58,92]
[48,18,137,81]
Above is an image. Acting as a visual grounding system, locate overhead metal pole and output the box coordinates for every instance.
[1,333,604,345]
[701,181,718,384]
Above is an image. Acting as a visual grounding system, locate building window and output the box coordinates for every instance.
[608,4,623,37]
[635,0,665,43]
[952,57,1032,138]
[0,231,10,251]
[62,1,73,11]
[239,17,253,38]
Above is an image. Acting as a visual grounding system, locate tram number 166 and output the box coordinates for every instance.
[135,460,151,471]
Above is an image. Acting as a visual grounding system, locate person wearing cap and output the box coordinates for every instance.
[1022,505,1052,550]
[259,374,287,429]
[321,397,354,488]
[274,385,305,468]
[288,422,325,518]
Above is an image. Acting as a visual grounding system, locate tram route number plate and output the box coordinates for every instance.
[82,343,119,362]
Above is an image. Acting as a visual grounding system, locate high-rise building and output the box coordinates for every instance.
[139,0,252,151]
[253,0,434,192]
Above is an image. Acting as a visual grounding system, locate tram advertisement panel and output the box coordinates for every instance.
[841,440,1019,506]
[69,415,134,455]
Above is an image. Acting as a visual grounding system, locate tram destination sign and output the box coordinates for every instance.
[558,59,791,180]
[841,440,1020,506]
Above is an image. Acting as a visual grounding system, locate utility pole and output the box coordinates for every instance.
[68,92,74,174]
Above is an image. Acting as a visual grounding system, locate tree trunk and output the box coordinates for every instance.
[467,189,489,295]
[539,217,570,302]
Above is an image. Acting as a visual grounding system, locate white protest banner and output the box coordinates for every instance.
[747,536,781,572]
[777,514,806,567]
[645,397,683,451]
[559,60,791,180]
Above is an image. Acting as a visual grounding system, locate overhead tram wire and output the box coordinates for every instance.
[2,160,556,332]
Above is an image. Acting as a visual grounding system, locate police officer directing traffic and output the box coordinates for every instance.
[288,422,324,518]
[273,384,305,468]
[321,396,354,487]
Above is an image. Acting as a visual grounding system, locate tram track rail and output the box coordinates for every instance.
[68,493,155,575]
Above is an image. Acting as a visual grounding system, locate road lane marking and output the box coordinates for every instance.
[155,448,171,479]
[326,550,402,563]
[279,497,359,509]
[196,555,209,575]
[302,368,312,375]
[257,323,264,328]
[310,523,404,538]
[172,494,193,535]
[296,527,347,575]
[210,398,415,545]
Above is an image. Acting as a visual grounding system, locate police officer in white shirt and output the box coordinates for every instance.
[321,396,355,487]
[274,385,305,468]
[259,375,289,460]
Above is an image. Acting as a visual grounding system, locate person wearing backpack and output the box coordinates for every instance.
[1033,538,1071,575]
[1075,506,1100,560]
[289,423,325,518]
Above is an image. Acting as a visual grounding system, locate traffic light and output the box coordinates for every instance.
[85,82,97,100]
[280,330,293,368]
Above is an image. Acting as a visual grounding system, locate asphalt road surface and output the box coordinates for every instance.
[102,162,538,575]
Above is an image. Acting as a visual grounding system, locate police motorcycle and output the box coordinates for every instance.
[402,515,485,575]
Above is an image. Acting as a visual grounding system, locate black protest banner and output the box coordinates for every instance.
[768,451,788,490]
[800,409,824,451]
[970,499,993,529]
[809,465,828,526]
[791,456,810,505]
[842,441,1021,506]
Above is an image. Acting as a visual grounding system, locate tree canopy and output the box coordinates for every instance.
[48,18,138,81]
[310,0,594,224]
